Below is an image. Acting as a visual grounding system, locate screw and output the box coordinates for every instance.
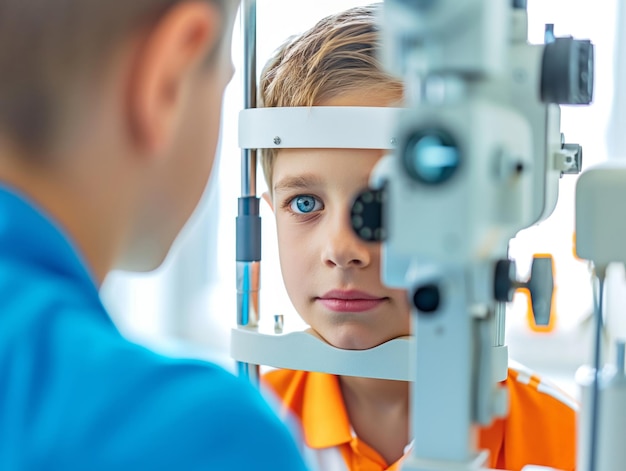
[274,314,284,333]
[273,136,282,145]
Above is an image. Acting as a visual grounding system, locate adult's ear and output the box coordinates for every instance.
[127,1,220,156]
[261,191,274,212]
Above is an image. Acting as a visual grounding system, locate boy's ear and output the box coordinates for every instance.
[261,191,274,212]
[127,1,220,156]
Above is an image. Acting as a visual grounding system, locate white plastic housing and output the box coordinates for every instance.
[374,100,533,273]
[576,364,626,471]
[576,162,626,266]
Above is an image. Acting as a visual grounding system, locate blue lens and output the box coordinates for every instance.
[403,130,460,185]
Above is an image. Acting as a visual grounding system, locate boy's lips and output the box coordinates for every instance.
[316,290,387,313]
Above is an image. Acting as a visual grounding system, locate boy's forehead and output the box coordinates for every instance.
[272,148,383,191]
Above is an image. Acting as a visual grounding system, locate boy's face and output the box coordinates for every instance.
[270,130,411,351]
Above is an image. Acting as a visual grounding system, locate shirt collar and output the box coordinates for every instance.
[302,372,354,448]
[296,369,504,468]
[0,185,100,299]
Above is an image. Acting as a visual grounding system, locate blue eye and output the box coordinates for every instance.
[290,195,322,214]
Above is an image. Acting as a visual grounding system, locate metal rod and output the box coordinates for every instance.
[237,261,260,327]
[236,0,260,384]
[241,0,257,197]
[589,272,606,471]
[494,302,506,347]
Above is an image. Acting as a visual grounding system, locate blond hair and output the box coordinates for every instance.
[258,3,403,192]
[0,0,232,156]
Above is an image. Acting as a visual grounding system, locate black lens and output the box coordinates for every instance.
[541,37,594,105]
[413,284,441,313]
[350,187,386,242]
[403,130,460,185]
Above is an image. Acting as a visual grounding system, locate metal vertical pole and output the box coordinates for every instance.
[241,0,257,197]
[236,0,261,384]
[494,302,506,347]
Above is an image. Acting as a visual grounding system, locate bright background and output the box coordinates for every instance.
[101,0,623,396]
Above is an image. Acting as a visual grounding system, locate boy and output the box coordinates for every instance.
[260,4,577,471]
[0,1,307,470]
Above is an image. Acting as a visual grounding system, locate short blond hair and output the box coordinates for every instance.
[258,3,403,192]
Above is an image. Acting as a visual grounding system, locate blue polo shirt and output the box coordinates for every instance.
[0,187,308,471]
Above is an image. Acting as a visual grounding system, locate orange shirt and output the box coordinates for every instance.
[263,363,577,471]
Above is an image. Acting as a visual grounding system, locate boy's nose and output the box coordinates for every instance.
[322,216,372,269]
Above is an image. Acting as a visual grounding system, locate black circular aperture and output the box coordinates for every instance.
[413,284,441,313]
[403,130,460,185]
[350,186,386,242]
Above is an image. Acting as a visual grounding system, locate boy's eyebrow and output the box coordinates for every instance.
[273,174,325,193]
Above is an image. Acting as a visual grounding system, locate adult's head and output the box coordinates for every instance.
[0,0,239,279]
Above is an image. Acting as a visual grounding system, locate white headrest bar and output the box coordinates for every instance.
[238,106,403,150]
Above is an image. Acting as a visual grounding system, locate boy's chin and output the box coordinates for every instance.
[319,328,392,351]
